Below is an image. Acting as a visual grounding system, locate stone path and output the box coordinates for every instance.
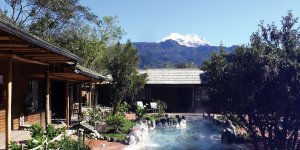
[85,139,127,150]
[0,130,31,150]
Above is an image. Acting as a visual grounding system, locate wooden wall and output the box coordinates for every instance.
[0,106,5,133]
[0,61,47,133]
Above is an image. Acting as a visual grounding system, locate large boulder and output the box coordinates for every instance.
[221,128,236,144]
[221,120,237,144]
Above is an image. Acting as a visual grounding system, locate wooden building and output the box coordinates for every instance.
[139,69,209,112]
[0,20,106,149]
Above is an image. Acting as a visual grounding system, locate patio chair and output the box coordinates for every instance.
[150,102,158,113]
[19,113,31,130]
[73,102,80,115]
[136,101,145,108]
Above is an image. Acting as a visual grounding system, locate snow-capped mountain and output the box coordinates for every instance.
[159,33,210,47]
[134,39,237,68]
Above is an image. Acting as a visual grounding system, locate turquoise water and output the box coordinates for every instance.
[145,116,223,150]
[124,115,250,150]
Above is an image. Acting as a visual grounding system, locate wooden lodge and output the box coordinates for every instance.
[139,69,209,112]
[0,20,107,149]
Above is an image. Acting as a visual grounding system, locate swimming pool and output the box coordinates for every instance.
[124,115,251,150]
[146,115,222,150]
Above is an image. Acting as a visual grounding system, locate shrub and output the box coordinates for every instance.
[135,106,146,119]
[106,114,126,133]
[10,141,22,150]
[88,107,103,126]
[144,114,160,121]
[29,124,44,139]
[155,99,167,115]
[59,136,90,150]
[118,102,129,114]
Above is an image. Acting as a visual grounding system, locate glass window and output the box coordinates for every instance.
[0,75,5,104]
[25,80,45,112]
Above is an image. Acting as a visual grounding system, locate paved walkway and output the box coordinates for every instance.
[0,130,31,150]
[86,139,127,150]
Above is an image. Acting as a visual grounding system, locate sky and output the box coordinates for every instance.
[81,0,300,46]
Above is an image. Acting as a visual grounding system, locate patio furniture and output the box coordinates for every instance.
[19,113,31,130]
[150,102,158,113]
[136,101,145,108]
[72,102,80,115]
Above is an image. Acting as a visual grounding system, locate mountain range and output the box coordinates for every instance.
[133,33,237,68]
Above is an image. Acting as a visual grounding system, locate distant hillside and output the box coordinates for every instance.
[133,40,237,68]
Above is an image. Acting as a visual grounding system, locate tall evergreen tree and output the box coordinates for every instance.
[202,12,300,149]
[100,41,147,115]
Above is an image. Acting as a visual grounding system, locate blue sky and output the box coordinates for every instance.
[81,0,300,46]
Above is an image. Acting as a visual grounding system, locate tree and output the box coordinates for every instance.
[1,1,124,71]
[49,16,123,71]
[100,41,147,115]
[202,12,300,150]
[0,0,98,40]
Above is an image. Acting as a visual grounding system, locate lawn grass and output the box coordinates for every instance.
[102,133,127,140]
[103,120,134,141]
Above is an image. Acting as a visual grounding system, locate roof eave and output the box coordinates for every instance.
[0,20,82,63]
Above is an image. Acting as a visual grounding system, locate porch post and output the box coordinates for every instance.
[65,81,70,128]
[94,84,98,107]
[78,83,82,114]
[45,71,50,126]
[69,83,73,125]
[6,57,12,149]
[89,82,92,107]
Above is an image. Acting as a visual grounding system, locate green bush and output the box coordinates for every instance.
[59,136,90,150]
[135,106,146,119]
[10,141,22,150]
[29,124,44,139]
[106,114,127,133]
[118,102,130,114]
[144,114,160,121]
[27,124,46,149]
[88,107,103,126]
[155,99,167,115]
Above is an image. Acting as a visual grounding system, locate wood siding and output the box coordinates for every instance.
[0,107,5,133]
[0,62,47,133]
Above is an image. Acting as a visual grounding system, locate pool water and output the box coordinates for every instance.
[145,116,223,150]
[124,115,251,150]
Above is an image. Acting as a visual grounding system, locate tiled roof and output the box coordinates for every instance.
[139,69,203,85]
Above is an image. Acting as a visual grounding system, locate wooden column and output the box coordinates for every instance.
[45,71,50,126]
[78,84,82,114]
[94,84,98,107]
[6,57,12,149]
[65,81,70,128]
[69,83,73,125]
[89,82,92,107]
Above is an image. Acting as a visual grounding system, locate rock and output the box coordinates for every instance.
[179,119,187,128]
[116,139,122,143]
[123,140,128,145]
[104,136,108,140]
[107,137,111,142]
[111,137,117,142]
[99,135,105,140]
[128,135,136,145]
[221,128,236,144]
[160,118,167,125]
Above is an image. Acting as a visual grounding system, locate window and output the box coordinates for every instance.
[25,80,45,112]
[0,75,5,104]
